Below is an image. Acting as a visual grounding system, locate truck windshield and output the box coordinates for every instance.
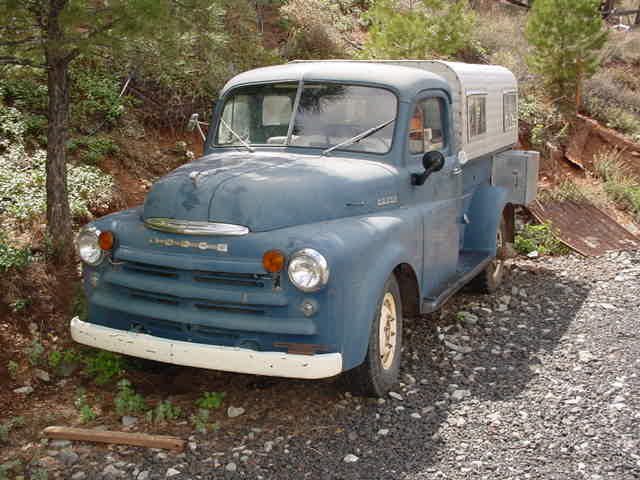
[214,82,397,155]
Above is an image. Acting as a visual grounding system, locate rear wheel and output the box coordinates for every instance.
[344,274,403,397]
[469,211,512,294]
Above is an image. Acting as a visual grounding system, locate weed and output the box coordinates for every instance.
[27,340,44,366]
[0,235,31,272]
[195,391,225,410]
[74,391,97,423]
[30,467,49,480]
[6,360,18,380]
[114,379,148,415]
[514,222,568,256]
[0,416,25,443]
[0,459,23,480]
[10,298,31,313]
[538,180,586,203]
[151,400,182,423]
[189,408,219,434]
[594,149,640,222]
[82,349,125,384]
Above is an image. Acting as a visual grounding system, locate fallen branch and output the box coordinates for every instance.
[42,426,184,451]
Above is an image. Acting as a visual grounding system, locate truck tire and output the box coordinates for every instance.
[343,274,403,397]
[468,210,512,294]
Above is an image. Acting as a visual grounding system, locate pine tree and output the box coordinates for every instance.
[360,0,476,59]
[525,0,608,118]
[0,0,221,260]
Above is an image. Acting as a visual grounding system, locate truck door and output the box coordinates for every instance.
[404,92,462,298]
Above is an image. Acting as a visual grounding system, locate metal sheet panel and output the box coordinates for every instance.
[528,200,640,256]
[492,150,539,205]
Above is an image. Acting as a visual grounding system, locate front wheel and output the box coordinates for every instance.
[343,274,403,397]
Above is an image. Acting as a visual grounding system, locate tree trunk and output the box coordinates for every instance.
[45,0,74,262]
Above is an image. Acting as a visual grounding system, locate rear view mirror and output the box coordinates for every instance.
[186,113,199,132]
[412,151,445,186]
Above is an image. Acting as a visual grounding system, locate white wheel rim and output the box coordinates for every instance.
[379,292,398,370]
[492,225,504,280]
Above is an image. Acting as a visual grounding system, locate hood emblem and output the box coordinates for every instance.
[189,171,202,186]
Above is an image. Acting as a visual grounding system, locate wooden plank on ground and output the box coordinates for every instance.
[42,426,184,451]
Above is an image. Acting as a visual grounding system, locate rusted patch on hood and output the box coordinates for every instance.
[528,200,640,257]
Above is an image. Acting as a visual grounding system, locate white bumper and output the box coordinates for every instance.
[70,317,342,379]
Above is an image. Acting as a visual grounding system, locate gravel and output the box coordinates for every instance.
[45,251,640,479]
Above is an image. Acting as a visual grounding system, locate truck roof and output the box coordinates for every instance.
[220,61,451,102]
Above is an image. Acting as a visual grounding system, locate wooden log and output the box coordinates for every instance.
[42,426,184,451]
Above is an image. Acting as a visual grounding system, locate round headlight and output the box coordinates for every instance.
[76,227,105,265]
[287,248,329,292]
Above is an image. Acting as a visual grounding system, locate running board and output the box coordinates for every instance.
[421,254,492,314]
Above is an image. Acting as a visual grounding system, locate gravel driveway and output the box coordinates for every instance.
[43,251,640,480]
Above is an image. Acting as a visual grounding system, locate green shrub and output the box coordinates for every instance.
[0,105,114,227]
[82,350,126,384]
[518,92,568,151]
[114,379,148,415]
[67,135,119,165]
[0,417,25,443]
[74,391,97,423]
[6,360,18,380]
[0,235,31,272]
[514,222,567,256]
[594,150,640,221]
[195,391,225,410]
[150,400,182,423]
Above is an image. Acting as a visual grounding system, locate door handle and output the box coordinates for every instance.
[452,167,462,176]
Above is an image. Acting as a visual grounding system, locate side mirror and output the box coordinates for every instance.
[186,113,199,132]
[412,151,445,186]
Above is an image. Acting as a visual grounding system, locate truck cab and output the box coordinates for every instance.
[72,61,538,396]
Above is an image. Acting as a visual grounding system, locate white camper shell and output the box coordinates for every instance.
[292,60,518,163]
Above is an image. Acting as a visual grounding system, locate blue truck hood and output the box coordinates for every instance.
[142,151,399,232]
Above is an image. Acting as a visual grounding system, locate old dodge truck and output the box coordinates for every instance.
[72,60,538,396]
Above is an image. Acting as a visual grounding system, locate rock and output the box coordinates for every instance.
[122,416,138,426]
[137,471,150,480]
[451,389,470,402]
[264,441,274,452]
[527,250,539,258]
[343,454,359,463]
[71,472,86,480]
[578,350,596,363]
[227,406,245,418]
[33,369,50,382]
[444,341,472,354]
[188,441,197,451]
[166,467,180,477]
[410,413,422,419]
[225,462,238,472]
[102,464,124,478]
[13,386,34,394]
[388,391,403,401]
[348,432,358,441]
[50,440,72,449]
[378,429,389,436]
[57,449,79,466]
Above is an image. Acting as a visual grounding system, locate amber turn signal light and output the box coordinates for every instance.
[98,231,114,251]
[262,250,285,273]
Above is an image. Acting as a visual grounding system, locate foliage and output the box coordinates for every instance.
[0,234,31,272]
[48,348,80,372]
[594,149,640,221]
[280,0,364,59]
[10,298,31,313]
[359,0,476,59]
[6,360,18,380]
[518,92,568,151]
[525,0,608,116]
[27,340,44,366]
[71,286,88,322]
[195,391,226,410]
[74,391,97,423]
[189,408,220,434]
[67,135,119,165]
[149,400,182,423]
[0,417,25,443]
[514,221,567,255]
[114,379,148,415]
[0,104,114,227]
[82,350,126,385]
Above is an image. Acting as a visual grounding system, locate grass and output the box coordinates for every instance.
[594,149,640,222]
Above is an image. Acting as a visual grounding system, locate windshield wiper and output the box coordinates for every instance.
[321,118,395,156]
[220,118,254,153]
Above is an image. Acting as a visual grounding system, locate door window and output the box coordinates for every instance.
[409,98,445,154]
